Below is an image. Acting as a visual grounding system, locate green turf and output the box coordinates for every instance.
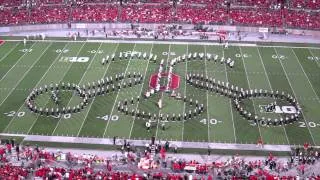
[0,40,319,147]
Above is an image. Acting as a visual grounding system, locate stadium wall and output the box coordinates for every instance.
[0,23,320,37]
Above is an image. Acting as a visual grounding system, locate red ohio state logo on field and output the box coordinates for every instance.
[149,72,180,91]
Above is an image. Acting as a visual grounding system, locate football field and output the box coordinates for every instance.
[0,39,319,147]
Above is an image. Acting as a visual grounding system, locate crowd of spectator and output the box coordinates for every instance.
[0,137,320,179]
[0,0,319,29]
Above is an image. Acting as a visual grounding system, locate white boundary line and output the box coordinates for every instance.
[274,47,316,145]
[76,43,120,137]
[239,46,263,141]
[5,39,320,50]
[128,43,154,138]
[155,44,171,139]
[0,42,37,83]
[102,43,137,138]
[0,42,20,63]
[221,47,237,143]
[26,42,87,135]
[0,133,299,151]
[291,49,320,103]
[3,43,70,133]
[51,43,103,136]
[256,47,291,145]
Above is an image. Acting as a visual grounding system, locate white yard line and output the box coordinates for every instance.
[273,47,316,145]
[0,42,20,63]
[291,49,320,103]
[256,47,290,145]
[155,44,171,139]
[222,47,237,143]
[51,43,103,136]
[26,42,87,135]
[181,44,188,141]
[3,43,70,133]
[128,44,154,139]
[102,43,137,138]
[0,42,37,83]
[204,45,210,142]
[239,47,263,141]
[0,42,47,107]
[76,43,120,137]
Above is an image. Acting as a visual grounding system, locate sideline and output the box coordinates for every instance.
[3,39,320,49]
[0,133,298,152]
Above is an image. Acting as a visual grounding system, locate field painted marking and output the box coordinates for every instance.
[76,43,120,137]
[128,43,154,138]
[102,43,137,138]
[298,121,320,128]
[0,43,50,108]
[222,47,237,143]
[291,49,320,104]
[307,49,320,69]
[25,43,86,135]
[0,42,37,83]
[256,47,290,145]
[274,47,316,145]
[0,42,20,63]
[181,44,188,141]
[6,39,320,50]
[239,47,263,141]
[3,43,70,133]
[51,43,102,136]
[155,44,171,139]
[204,45,210,142]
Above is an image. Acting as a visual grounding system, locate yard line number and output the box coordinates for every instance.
[162,52,176,56]
[272,54,287,60]
[4,111,25,117]
[51,113,71,119]
[88,50,103,54]
[19,49,33,53]
[4,111,71,119]
[298,121,320,128]
[235,53,251,58]
[56,49,69,54]
[200,118,222,125]
[307,56,319,61]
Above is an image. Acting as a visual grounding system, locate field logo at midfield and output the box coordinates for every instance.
[59,56,90,63]
[259,105,297,114]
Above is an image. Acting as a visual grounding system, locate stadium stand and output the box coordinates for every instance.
[0,0,319,29]
[0,8,29,25]
[284,9,320,29]
[71,4,118,22]
[0,0,23,7]
[229,8,283,27]
[290,0,320,9]
[174,5,228,25]
[0,138,320,179]
[120,4,173,23]
[29,6,69,24]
